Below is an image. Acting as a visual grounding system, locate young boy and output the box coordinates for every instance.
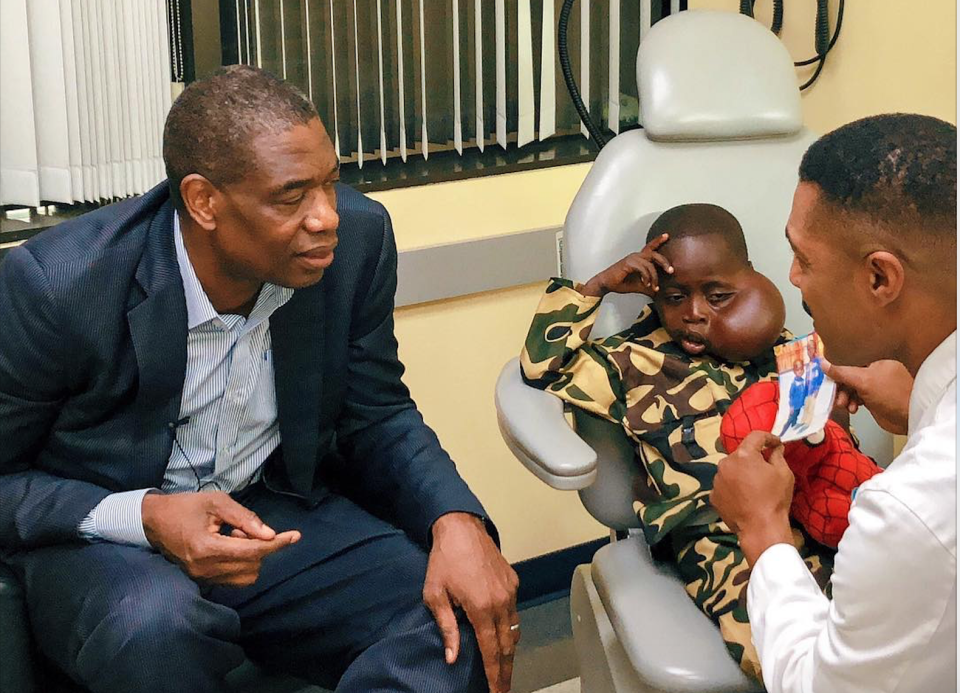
[520,203,835,681]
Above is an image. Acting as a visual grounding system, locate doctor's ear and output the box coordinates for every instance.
[864,250,905,307]
[179,175,220,231]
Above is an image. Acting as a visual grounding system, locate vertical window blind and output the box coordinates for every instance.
[221,1,685,168]
[0,0,173,207]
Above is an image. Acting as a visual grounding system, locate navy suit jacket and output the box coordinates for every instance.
[0,183,489,552]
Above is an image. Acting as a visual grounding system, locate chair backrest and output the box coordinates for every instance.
[564,10,890,530]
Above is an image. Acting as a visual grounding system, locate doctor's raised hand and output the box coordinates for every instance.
[822,358,913,435]
[710,431,796,566]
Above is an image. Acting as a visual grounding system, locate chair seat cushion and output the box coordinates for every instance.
[591,537,762,693]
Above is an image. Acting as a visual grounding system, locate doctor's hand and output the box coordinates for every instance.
[823,359,912,436]
[423,512,520,693]
[711,431,795,567]
[580,233,673,298]
[142,491,300,587]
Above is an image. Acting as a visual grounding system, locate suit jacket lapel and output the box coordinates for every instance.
[271,285,325,494]
[127,202,188,484]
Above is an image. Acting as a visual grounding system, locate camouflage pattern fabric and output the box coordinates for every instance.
[520,278,788,545]
[669,520,834,681]
[520,278,836,682]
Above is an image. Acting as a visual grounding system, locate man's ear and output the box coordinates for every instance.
[864,250,905,307]
[180,174,219,231]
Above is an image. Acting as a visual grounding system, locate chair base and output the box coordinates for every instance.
[570,565,656,693]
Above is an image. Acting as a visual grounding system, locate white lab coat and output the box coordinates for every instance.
[748,332,957,693]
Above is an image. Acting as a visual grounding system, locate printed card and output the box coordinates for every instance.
[772,332,836,442]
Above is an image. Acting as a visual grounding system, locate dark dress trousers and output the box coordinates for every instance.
[0,182,491,693]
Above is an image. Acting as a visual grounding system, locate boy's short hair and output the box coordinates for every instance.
[645,203,749,264]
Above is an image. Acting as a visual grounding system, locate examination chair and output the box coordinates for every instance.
[495,10,891,693]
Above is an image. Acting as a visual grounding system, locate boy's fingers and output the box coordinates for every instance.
[647,232,670,250]
[648,251,674,274]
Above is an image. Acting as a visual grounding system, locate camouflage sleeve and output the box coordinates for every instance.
[519,278,626,424]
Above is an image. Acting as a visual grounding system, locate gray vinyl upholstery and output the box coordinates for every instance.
[591,539,758,693]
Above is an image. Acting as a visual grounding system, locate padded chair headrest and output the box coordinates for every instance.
[637,10,802,141]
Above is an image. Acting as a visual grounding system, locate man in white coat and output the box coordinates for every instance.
[711,113,956,693]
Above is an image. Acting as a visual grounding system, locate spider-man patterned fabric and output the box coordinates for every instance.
[721,380,883,547]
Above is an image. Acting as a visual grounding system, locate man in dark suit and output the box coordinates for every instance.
[0,66,518,693]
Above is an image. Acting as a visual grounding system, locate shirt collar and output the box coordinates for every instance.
[908,330,957,435]
[173,212,293,331]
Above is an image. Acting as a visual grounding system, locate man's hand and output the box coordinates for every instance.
[142,491,300,587]
[581,233,673,298]
[711,431,795,566]
[823,359,912,435]
[423,512,520,693]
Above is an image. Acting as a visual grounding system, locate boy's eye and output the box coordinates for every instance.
[663,294,684,304]
[708,292,734,304]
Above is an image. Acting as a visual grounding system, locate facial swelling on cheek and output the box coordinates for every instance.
[709,277,786,362]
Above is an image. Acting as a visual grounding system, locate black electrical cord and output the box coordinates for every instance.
[558,0,608,149]
[798,0,844,90]
[796,0,844,66]
[740,1,783,35]
[799,55,827,90]
[770,0,784,36]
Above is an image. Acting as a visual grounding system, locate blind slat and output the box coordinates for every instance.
[517,0,535,147]
[607,0,620,134]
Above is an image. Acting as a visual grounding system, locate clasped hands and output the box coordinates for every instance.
[711,359,913,565]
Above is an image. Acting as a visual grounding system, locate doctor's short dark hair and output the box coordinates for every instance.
[799,113,957,241]
[162,65,318,210]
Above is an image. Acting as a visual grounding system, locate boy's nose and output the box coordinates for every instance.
[683,297,708,324]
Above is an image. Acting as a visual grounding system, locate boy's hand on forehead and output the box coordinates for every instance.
[581,233,673,297]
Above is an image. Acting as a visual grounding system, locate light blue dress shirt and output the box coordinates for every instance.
[78,214,293,546]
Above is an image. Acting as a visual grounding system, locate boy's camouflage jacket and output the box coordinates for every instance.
[520,278,791,545]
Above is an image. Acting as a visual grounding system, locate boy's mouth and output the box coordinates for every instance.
[677,331,709,355]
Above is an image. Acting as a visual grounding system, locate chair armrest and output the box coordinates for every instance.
[592,538,762,693]
[494,358,598,490]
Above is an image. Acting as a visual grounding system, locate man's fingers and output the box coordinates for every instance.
[822,359,864,391]
[766,443,789,469]
[466,611,504,693]
[423,586,461,665]
[208,493,276,541]
[738,430,782,455]
[209,530,300,562]
[495,617,520,692]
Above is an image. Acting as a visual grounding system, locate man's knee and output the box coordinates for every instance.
[75,578,242,688]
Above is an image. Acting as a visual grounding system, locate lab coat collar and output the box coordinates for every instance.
[908,330,957,437]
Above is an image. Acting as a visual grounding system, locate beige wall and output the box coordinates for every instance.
[373,0,957,563]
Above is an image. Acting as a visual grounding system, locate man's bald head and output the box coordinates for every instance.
[799,113,957,277]
[646,203,749,266]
